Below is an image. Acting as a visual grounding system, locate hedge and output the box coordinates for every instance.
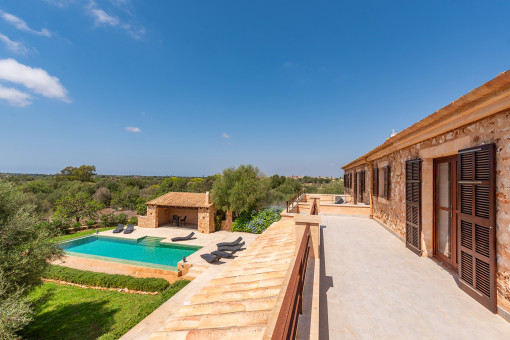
[232,206,283,234]
[43,265,170,292]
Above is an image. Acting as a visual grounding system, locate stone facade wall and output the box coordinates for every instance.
[347,109,510,311]
[138,205,158,228]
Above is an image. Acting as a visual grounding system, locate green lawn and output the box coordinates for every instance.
[21,280,189,340]
[55,227,116,242]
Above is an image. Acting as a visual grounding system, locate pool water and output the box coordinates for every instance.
[62,235,201,270]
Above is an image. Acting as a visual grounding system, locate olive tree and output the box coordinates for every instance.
[210,165,266,216]
[0,182,62,338]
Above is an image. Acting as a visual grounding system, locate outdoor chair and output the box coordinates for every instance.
[217,241,245,253]
[123,224,135,234]
[211,250,234,259]
[113,224,124,233]
[171,232,195,242]
[179,216,187,226]
[172,215,179,226]
[216,237,242,248]
[200,253,220,263]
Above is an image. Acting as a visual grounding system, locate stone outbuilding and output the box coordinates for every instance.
[138,192,216,234]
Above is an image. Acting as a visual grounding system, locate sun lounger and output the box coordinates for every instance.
[216,237,242,248]
[211,250,234,259]
[217,241,245,253]
[113,224,124,233]
[171,232,195,242]
[201,253,220,263]
[123,224,135,234]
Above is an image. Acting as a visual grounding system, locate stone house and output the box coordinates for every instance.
[343,71,510,317]
[138,192,216,234]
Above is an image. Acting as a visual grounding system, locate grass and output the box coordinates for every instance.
[21,280,189,340]
[55,227,116,242]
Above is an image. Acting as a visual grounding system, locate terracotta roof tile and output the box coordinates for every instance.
[146,192,212,208]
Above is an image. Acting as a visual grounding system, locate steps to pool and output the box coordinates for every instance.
[136,236,165,247]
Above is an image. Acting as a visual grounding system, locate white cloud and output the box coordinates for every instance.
[0,11,51,37]
[0,84,31,107]
[0,58,69,102]
[125,126,141,133]
[86,1,144,39]
[0,33,30,54]
[222,133,230,139]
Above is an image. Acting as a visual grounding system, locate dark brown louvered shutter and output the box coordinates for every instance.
[457,144,496,312]
[384,165,391,199]
[372,168,378,197]
[354,172,358,204]
[405,159,421,255]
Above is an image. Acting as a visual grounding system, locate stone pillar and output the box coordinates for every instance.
[294,215,321,259]
[138,205,158,228]
[198,206,216,234]
[221,210,233,231]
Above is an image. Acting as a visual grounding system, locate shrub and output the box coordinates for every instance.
[51,218,71,234]
[43,265,170,292]
[128,216,138,225]
[85,220,96,227]
[232,206,283,234]
[116,213,128,225]
[99,213,116,228]
[72,222,82,232]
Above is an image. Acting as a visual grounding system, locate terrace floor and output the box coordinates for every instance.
[320,215,510,339]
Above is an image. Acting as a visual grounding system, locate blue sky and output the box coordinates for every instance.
[1,1,510,177]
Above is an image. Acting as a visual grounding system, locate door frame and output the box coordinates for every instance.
[433,155,458,271]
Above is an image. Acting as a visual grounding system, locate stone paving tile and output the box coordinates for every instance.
[320,214,510,340]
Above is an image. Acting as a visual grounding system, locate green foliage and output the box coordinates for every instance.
[57,165,96,182]
[158,177,187,194]
[304,180,344,194]
[232,206,283,234]
[211,165,266,215]
[54,193,104,223]
[85,220,96,227]
[93,187,111,206]
[43,265,170,292]
[111,186,140,210]
[128,216,138,225]
[54,227,116,242]
[0,182,63,339]
[115,213,128,225]
[72,222,82,232]
[99,213,117,228]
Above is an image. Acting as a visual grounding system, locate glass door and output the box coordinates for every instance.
[434,156,457,269]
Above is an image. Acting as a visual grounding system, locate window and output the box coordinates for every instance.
[372,167,379,196]
[383,165,391,199]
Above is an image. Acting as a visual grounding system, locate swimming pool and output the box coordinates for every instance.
[62,235,201,271]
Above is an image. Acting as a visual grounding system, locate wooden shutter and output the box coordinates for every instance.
[457,144,496,312]
[406,159,421,255]
[384,165,391,199]
[354,172,358,204]
[372,168,378,196]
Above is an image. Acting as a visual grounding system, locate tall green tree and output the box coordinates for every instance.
[56,165,96,182]
[0,182,62,339]
[53,193,104,222]
[211,165,266,216]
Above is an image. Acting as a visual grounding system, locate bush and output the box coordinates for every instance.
[72,222,82,232]
[99,213,116,228]
[232,206,283,234]
[43,265,170,292]
[85,220,96,227]
[51,218,71,234]
[116,213,128,225]
[128,216,138,225]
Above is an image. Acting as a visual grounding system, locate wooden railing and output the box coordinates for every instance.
[271,224,310,340]
[286,188,306,213]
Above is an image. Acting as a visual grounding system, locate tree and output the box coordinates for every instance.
[211,165,266,216]
[0,182,62,338]
[56,165,96,182]
[111,186,140,210]
[93,187,111,206]
[53,193,104,223]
